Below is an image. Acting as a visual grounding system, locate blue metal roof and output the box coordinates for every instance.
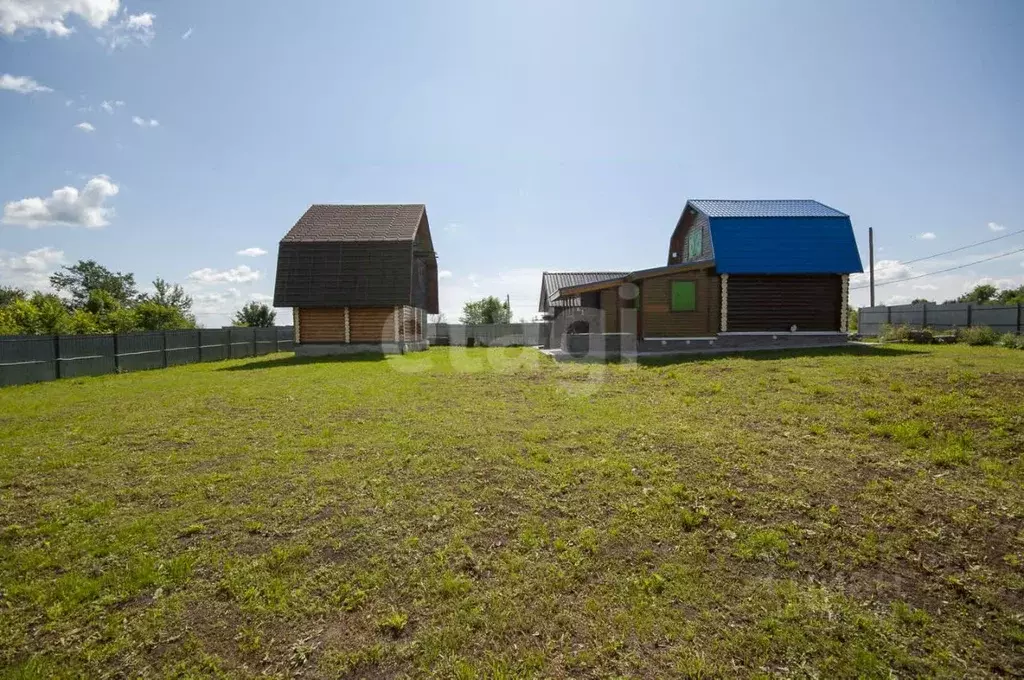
[689,199,847,218]
[686,200,863,274]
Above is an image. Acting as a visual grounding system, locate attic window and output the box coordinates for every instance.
[685,229,703,260]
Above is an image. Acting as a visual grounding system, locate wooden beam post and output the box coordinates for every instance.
[840,274,850,332]
[868,227,875,308]
[344,307,350,343]
[720,274,729,333]
[53,334,62,379]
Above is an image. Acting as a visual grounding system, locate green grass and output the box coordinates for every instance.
[1,344,1023,678]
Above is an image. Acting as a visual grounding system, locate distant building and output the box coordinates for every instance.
[273,204,438,355]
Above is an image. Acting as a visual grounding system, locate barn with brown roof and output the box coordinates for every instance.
[273,204,438,355]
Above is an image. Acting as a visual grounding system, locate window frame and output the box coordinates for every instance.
[685,227,703,261]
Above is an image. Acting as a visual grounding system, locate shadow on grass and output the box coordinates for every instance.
[637,343,925,367]
[218,352,386,371]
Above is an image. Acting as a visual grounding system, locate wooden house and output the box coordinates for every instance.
[273,204,438,355]
[549,200,862,351]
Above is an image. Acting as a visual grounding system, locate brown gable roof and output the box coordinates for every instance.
[281,204,426,243]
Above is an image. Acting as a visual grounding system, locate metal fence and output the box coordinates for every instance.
[428,323,551,347]
[0,326,295,388]
[858,303,1023,336]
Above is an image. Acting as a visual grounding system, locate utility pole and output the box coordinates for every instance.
[868,227,875,307]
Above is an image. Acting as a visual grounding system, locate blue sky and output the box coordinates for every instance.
[2,0,1023,324]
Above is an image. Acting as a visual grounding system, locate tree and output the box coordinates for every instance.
[233,302,276,327]
[134,301,194,331]
[0,285,27,307]
[956,284,998,305]
[50,260,138,308]
[28,293,69,334]
[910,298,934,305]
[995,285,1024,305]
[145,278,194,315]
[460,296,511,324]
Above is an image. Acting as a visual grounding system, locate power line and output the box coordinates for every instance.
[852,246,1024,290]
[898,227,1024,265]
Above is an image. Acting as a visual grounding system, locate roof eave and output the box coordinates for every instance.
[558,260,716,297]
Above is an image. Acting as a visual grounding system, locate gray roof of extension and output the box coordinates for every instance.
[281,204,427,243]
[539,272,627,311]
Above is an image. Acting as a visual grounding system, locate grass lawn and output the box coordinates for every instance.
[1,345,1023,678]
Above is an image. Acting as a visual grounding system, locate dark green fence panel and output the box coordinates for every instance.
[165,330,201,366]
[0,335,56,386]
[1,326,294,388]
[117,332,165,372]
[254,328,277,355]
[228,327,255,359]
[199,330,228,362]
[59,335,116,378]
[277,327,294,351]
[858,303,1022,336]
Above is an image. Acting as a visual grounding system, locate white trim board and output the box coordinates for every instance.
[718,331,847,336]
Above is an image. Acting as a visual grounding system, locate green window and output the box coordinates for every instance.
[685,228,703,260]
[671,281,696,311]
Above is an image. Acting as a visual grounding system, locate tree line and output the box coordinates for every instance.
[0,259,276,335]
[910,283,1024,306]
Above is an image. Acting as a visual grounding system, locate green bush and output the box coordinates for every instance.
[999,333,1024,349]
[959,326,998,346]
[879,323,912,342]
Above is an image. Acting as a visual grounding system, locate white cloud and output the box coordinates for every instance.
[918,232,936,240]
[444,223,461,233]
[100,10,154,49]
[250,293,272,302]
[188,265,261,284]
[100,99,123,113]
[74,121,94,132]
[0,0,120,36]
[438,269,452,279]
[850,253,1024,309]
[236,247,267,257]
[440,268,544,322]
[850,259,911,287]
[131,115,159,127]
[989,222,1006,232]
[2,175,118,228]
[0,73,52,94]
[181,26,191,40]
[0,246,66,290]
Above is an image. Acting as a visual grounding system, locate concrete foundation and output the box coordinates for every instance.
[546,332,850,362]
[295,340,429,357]
[563,333,637,359]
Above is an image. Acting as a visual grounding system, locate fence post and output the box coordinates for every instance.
[1018,303,1022,335]
[275,327,280,352]
[53,334,62,379]
[112,333,120,372]
[886,306,891,325]
[252,329,257,357]
[162,330,168,368]
[921,302,927,329]
[966,304,973,328]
